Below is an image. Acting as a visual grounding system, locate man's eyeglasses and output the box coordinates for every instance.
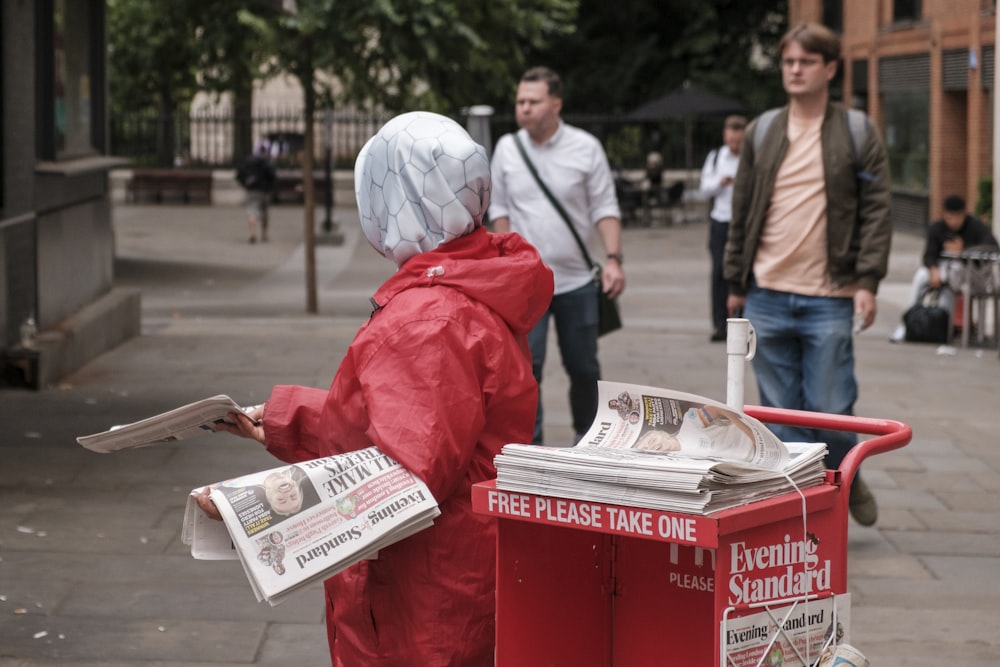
[781,57,824,69]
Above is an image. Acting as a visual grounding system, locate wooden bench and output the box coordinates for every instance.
[126,169,213,204]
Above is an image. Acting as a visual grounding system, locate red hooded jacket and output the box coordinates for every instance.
[261,227,553,666]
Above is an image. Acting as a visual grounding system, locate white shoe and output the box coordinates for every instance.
[889,324,906,343]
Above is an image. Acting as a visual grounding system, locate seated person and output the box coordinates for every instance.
[891,194,999,342]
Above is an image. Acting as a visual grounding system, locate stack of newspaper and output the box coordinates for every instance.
[78,403,440,606]
[494,381,827,515]
[180,446,440,606]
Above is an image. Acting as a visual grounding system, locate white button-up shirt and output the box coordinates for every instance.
[490,122,621,295]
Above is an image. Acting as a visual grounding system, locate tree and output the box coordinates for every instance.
[190,2,272,163]
[239,0,579,314]
[522,0,788,115]
[108,0,202,164]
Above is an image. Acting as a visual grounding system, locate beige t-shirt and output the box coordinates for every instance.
[753,116,854,297]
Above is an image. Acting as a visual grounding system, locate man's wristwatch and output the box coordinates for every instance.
[606,253,624,264]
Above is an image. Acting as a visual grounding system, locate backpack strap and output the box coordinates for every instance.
[751,108,783,155]
[845,107,868,163]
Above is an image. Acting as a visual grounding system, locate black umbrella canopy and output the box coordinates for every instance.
[627,83,746,121]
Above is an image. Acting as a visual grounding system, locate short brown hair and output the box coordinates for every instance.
[779,22,841,63]
[521,66,563,99]
[725,115,747,130]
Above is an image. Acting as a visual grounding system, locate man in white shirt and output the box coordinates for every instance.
[490,66,625,444]
[699,114,746,341]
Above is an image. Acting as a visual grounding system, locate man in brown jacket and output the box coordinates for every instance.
[724,22,892,526]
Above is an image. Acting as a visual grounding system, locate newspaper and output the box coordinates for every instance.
[722,594,851,667]
[76,395,261,453]
[581,381,789,468]
[494,381,827,514]
[181,446,440,606]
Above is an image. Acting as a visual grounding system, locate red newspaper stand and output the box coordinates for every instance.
[471,408,911,666]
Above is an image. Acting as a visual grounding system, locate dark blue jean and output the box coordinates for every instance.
[744,284,858,469]
[528,280,601,444]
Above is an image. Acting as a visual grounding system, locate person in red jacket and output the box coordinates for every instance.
[199,111,554,666]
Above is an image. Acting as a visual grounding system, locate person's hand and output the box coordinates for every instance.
[195,486,223,521]
[943,238,964,254]
[928,266,943,289]
[602,260,626,299]
[727,294,746,317]
[212,406,266,444]
[854,289,877,331]
[720,176,734,187]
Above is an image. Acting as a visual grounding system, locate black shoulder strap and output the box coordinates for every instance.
[512,133,596,269]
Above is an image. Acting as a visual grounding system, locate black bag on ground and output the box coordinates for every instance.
[903,290,950,343]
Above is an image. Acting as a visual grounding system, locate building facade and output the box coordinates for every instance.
[1,0,138,388]
[790,0,997,231]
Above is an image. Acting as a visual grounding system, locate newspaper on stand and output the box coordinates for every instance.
[181,446,440,606]
[76,395,262,453]
[494,381,827,514]
[723,594,851,666]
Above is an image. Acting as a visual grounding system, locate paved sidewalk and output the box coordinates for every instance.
[1,203,998,665]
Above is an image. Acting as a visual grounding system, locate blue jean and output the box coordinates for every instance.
[744,284,858,469]
[528,281,601,444]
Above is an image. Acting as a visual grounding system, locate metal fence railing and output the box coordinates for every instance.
[110,108,722,172]
[110,108,394,169]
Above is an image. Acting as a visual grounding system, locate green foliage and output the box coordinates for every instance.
[602,125,644,169]
[510,0,789,116]
[976,174,992,223]
[107,0,201,115]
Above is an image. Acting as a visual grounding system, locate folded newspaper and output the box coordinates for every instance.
[76,403,440,606]
[76,395,261,453]
[494,381,827,514]
[182,446,440,606]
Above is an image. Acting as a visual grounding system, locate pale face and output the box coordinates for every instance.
[943,210,965,231]
[264,470,304,516]
[724,126,746,154]
[515,80,562,142]
[780,41,837,101]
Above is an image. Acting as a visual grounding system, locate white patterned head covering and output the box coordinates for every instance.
[354,111,491,267]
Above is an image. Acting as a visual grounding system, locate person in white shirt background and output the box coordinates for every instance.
[490,66,625,445]
[699,114,747,342]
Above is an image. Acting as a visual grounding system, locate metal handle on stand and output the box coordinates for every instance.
[725,318,756,411]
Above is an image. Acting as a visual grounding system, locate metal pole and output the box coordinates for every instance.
[318,109,343,245]
[725,318,756,411]
[464,105,495,158]
[321,109,334,232]
[322,144,333,232]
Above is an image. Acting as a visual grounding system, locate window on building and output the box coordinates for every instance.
[822,0,843,33]
[37,0,105,161]
[893,0,922,22]
[53,0,95,158]
[882,91,929,191]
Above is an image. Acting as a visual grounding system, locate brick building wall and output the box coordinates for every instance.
[788,0,997,227]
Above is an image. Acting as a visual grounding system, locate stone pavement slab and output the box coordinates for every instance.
[2,203,998,665]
